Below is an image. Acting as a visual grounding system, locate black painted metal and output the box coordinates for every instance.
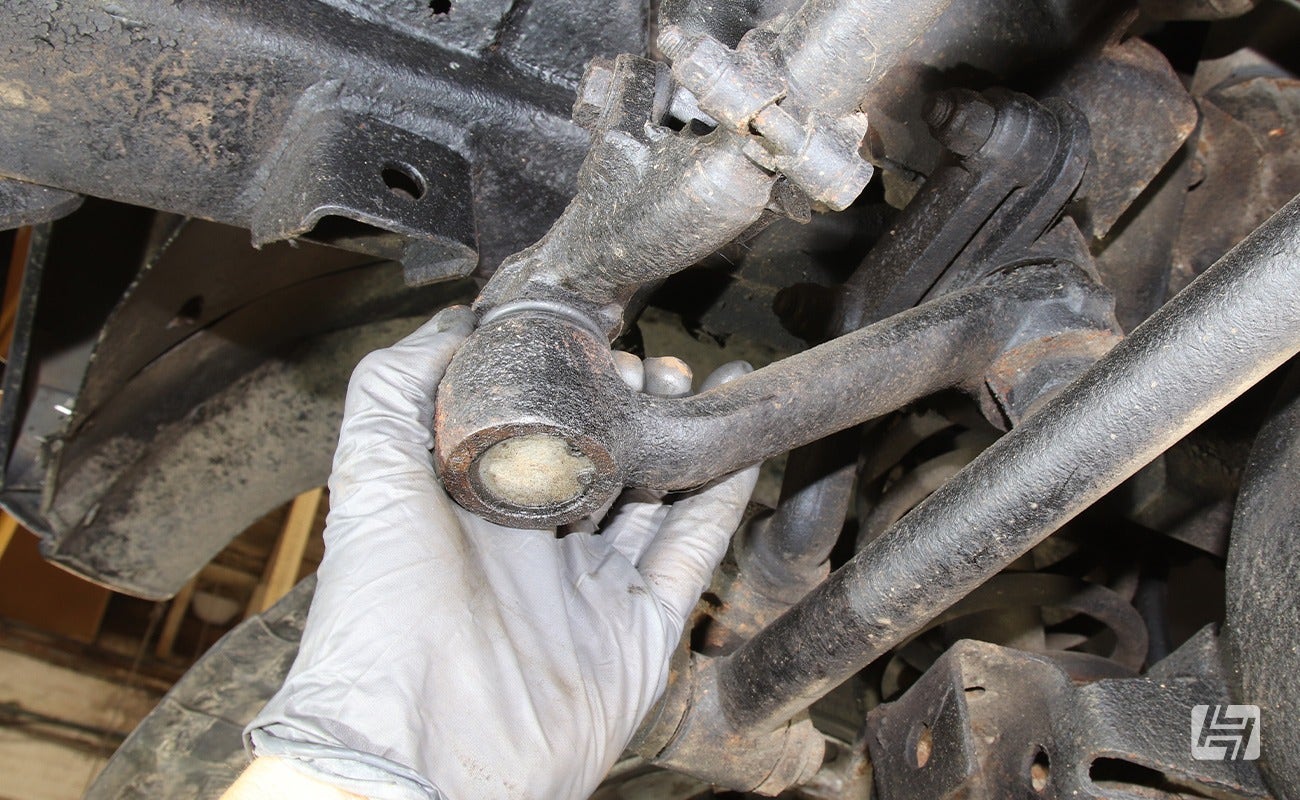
[0,0,646,278]
[703,192,1300,738]
[867,634,1271,799]
[840,90,1088,334]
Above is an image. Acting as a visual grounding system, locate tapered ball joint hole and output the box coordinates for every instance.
[1030,747,1051,793]
[429,0,451,13]
[913,724,933,768]
[474,434,596,509]
[381,162,427,201]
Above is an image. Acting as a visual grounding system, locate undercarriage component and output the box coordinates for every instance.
[0,0,643,279]
[748,86,1094,600]
[0,178,83,230]
[5,1,1300,798]
[436,263,1116,527]
[641,193,1300,788]
[836,89,1090,335]
[895,572,1151,674]
[0,0,1155,598]
[471,0,957,336]
[867,634,1270,799]
[433,0,1117,528]
[655,25,872,210]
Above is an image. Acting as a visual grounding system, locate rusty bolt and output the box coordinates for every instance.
[923,89,997,158]
[656,25,690,62]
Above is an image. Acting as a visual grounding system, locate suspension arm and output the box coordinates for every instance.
[436,263,1114,527]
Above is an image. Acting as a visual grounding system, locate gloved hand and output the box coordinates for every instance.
[243,306,759,800]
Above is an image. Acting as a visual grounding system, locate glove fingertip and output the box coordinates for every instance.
[612,350,646,392]
[432,305,477,335]
[700,360,753,391]
[644,356,694,398]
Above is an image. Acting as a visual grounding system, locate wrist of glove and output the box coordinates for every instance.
[243,307,758,800]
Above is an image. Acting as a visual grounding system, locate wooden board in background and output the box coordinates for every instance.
[0,528,111,644]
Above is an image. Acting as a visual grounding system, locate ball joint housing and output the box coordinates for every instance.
[435,309,627,528]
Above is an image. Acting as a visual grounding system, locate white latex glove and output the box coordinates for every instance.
[244,306,759,800]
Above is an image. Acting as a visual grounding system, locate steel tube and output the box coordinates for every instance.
[709,193,1300,734]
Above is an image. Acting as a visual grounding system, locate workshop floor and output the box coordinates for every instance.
[0,492,327,800]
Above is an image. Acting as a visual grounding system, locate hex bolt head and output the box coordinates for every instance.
[923,89,997,158]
